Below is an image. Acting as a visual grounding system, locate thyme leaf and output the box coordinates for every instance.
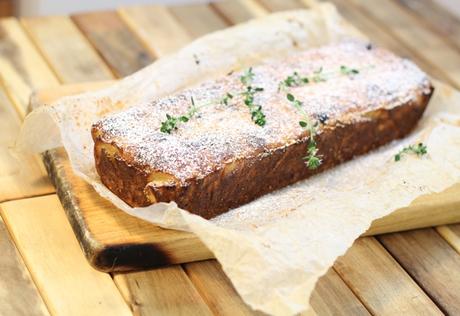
[340,65,359,76]
[240,68,266,126]
[286,93,322,169]
[395,143,427,161]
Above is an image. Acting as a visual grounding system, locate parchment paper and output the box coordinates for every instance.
[16,4,460,315]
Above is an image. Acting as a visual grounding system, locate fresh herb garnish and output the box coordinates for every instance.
[160,67,267,133]
[242,86,266,126]
[286,93,322,169]
[221,92,234,106]
[394,143,427,161]
[160,97,199,134]
[279,65,362,91]
[305,142,322,169]
[160,114,179,134]
[340,65,359,76]
[278,71,309,91]
[240,68,266,126]
[312,67,327,83]
[240,67,255,86]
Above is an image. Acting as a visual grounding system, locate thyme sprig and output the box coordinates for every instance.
[160,68,267,133]
[340,65,359,75]
[240,67,255,85]
[286,93,322,169]
[312,67,327,83]
[278,71,309,91]
[240,68,266,126]
[394,143,427,161]
[279,65,361,91]
[160,97,200,134]
[221,92,234,106]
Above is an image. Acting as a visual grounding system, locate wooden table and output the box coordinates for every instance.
[0,0,460,315]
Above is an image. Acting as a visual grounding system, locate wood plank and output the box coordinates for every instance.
[257,0,304,12]
[0,0,13,17]
[21,16,113,83]
[72,11,154,78]
[211,0,260,24]
[314,0,456,86]
[118,5,192,57]
[436,224,460,253]
[0,195,132,316]
[395,0,460,51]
[113,266,213,315]
[183,260,258,315]
[0,18,59,117]
[0,86,53,202]
[237,0,269,18]
[0,216,49,316]
[169,4,229,38]
[432,0,460,20]
[184,260,369,316]
[334,237,442,315]
[379,229,460,315]
[310,268,370,316]
[347,0,460,88]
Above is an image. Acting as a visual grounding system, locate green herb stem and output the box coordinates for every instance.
[279,65,361,91]
[286,93,322,169]
[394,143,428,161]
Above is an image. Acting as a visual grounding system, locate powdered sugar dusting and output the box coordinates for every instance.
[95,41,431,183]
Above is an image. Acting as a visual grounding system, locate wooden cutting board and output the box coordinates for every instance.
[37,83,460,272]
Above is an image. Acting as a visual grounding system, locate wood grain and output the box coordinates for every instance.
[316,0,455,86]
[169,4,229,38]
[72,11,154,77]
[0,86,53,202]
[257,0,304,12]
[436,224,460,253]
[310,268,370,316]
[118,5,192,57]
[432,0,460,20]
[0,18,58,117]
[236,0,269,18]
[114,266,213,315]
[211,0,257,24]
[0,216,49,316]
[0,195,132,316]
[184,260,370,316]
[183,260,258,316]
[21,16,113,83]
[334,237,443,315]
[394,0,460,51]
[347,0,460,88]
[0,0,13,17]
[379,229,460,314]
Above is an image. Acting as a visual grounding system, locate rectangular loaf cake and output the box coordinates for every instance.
[92,41,433,219]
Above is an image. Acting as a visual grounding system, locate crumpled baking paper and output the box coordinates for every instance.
[16,4,460,315]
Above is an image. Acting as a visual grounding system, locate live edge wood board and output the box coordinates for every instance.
[38,83,460,272]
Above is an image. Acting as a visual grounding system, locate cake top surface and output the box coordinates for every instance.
[94,41,431,183]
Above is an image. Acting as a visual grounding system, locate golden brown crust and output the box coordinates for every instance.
[92,88,433,219]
